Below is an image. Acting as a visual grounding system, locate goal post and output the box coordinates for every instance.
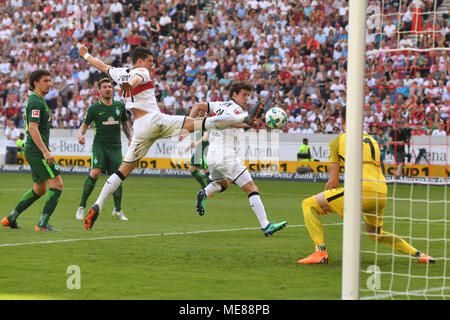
[342,0,367,300]
[344,0,450,300]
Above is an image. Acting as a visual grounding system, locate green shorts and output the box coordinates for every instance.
[190,144,208,169]
[91,144,122,174]
[190,152,208,169]
[25,151,61,183]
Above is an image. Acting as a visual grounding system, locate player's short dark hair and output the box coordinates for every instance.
[341,106,346,122]
[132,46,153,64]
[98,77,113,87]
[29,69,50,90]
[229,81,252,98]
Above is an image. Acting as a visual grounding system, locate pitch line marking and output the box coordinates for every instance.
[0,223,343,247]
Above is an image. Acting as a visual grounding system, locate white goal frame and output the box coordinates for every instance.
[342,0,367,300]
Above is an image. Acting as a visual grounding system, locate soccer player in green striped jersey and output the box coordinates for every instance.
[186,130,211,189]
[1,69,63,231]
[76,78,132,221]
[184,109,212,189]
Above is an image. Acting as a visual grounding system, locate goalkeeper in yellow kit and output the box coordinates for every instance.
[297,107,435,264]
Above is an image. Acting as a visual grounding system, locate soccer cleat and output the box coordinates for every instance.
[245,99,264,126]
[1,217,21,229]
[34,224,61,232]
[112,210,128,221]
[262,221,287,237]
[297,251,329,264]
[416,253,436,264]
[76,206,85,221]
[84,204,100,230]
[196,189,207,216]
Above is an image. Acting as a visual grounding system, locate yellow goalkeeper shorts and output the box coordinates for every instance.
[324,187,387,228]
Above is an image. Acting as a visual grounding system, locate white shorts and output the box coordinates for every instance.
[206,152,252,188]
[124,112,186,162]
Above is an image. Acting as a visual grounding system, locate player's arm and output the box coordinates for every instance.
[120,74,144,92]
[28,122,54,165]
[189,102,209,118]
[325,162,340,190]
[122,120,132,145]
[79,107,93,145]
[324,136,340,190]
[78,122,90,145]
[78,44,111,75]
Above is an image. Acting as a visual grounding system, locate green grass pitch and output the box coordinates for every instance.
[0,173,448,300]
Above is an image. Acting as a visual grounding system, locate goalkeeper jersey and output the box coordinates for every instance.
[329,132,387,194]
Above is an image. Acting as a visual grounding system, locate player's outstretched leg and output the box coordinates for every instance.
[262,221,287,237]
[196,189,207,216]
[84,204,100,231]
[415,252,436,264]
[202,113,248,131]
[246,99,264,126]
[366,228,436,264]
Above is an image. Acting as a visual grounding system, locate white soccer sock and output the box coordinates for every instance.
[204,182,223,196]
[204,113,247,130]
[95,173,123,211]
[248,192,270,229]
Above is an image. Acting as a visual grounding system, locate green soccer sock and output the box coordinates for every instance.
[38,188,62,228]
[8,189,41,222]
[112,183,123,212]
[203,171,212,184]
[79,176,97,208]
[192,170,206,188]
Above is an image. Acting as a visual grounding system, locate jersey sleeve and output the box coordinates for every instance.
[208,101,222,115]
[328,135,341,163]
[28,100,43,124]
[83,106,94,126]
[129,67,151,83]
[107,67,127,85]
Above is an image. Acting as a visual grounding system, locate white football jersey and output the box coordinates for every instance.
[108,67,159,113]
[207,100,245,158]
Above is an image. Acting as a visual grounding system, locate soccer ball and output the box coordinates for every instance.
[265,107,288,129]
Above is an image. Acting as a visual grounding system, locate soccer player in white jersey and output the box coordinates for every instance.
[190,81,287,236]
[77,45,263,230]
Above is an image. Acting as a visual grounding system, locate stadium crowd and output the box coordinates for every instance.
[0,0,449,138]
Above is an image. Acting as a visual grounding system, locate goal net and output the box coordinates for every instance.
[357,0,450,300]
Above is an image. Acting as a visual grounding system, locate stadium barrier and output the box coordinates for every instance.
[1,129,448,181]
